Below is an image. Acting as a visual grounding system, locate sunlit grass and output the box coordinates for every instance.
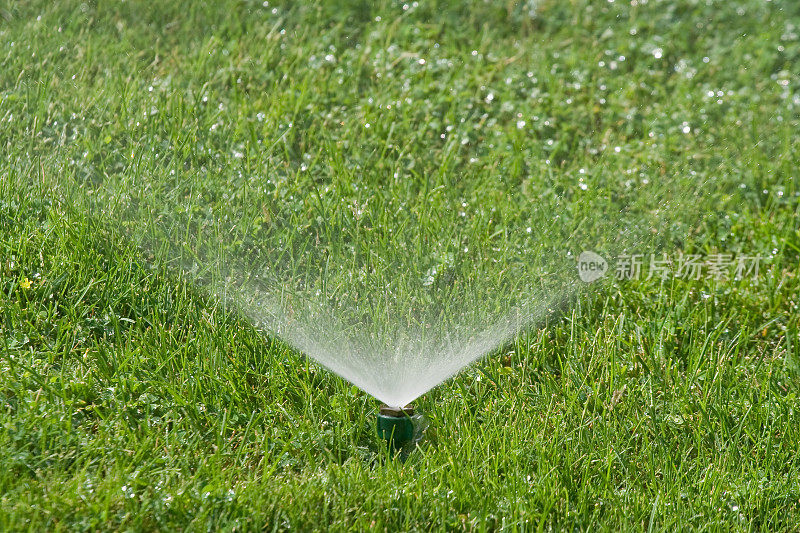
[1,0,799,530]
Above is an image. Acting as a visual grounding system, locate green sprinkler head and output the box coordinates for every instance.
[377,404,414,452]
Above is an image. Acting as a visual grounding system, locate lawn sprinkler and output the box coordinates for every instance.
[377,404,415,452]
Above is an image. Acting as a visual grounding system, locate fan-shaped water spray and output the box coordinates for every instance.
[54,155,712,409]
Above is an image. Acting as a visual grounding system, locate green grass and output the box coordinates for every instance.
[2,0,800,530]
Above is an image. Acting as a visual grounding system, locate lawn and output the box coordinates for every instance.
[1,0,800,530]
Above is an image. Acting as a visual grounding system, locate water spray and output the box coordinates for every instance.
[57,112,714,425]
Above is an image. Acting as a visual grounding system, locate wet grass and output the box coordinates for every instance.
[2,0,800,530]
